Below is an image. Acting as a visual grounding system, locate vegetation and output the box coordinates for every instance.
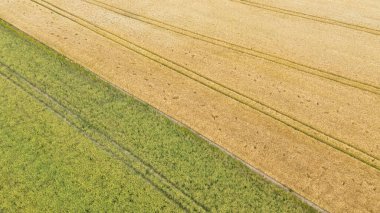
[0,19,315,212]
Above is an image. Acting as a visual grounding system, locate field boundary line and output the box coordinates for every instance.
[81,0,380,95]
[0,20,327,213]
[232,0,380,36]
[32,0,380,171]
[0,61,208,212]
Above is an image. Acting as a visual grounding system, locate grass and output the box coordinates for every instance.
[0,18,316,212]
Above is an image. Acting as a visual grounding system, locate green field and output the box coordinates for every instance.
[0,19,316,212]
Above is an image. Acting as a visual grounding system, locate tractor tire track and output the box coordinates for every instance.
[82,0,380,96]
[0,61,208,213]
[1,19,329,213]
[33,0,380,170]
[232,0,380,36]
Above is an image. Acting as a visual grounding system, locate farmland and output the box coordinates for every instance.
[1,0,380,212]
[0,18,316,212]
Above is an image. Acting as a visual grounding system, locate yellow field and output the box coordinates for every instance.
[1,0,379,212]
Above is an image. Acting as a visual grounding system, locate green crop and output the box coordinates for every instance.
[0,19,316,212]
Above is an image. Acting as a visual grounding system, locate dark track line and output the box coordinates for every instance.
[0,22,208,212]
[32,0,380,171]
[0,61,208,212]
[1,20,328,212]
[232,0,380,36]
[82,0,380,96]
